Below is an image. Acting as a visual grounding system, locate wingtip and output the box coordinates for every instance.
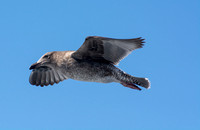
[131,37,145,48]
[138,37,145,43]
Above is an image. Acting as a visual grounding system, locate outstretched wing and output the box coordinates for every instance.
[72,36,145,65]
[29,65,68,87]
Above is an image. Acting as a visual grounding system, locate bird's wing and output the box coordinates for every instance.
[29,65,68,87]
[72,36,145,65]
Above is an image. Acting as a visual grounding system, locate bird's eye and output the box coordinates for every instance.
[43,55,50,59]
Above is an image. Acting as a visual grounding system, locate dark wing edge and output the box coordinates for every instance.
[72,36,146,65]
[29,66,68,87]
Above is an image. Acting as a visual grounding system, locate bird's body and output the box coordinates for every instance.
[29,36,150,90]
[66,53,117,83]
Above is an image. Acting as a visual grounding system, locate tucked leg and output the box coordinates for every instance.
[120,82,141,91]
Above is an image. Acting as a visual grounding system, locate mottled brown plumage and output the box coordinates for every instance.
[29,36,150,90]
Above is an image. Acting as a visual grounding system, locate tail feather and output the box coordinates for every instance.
[131,77,150,89]
[114,68,150,90]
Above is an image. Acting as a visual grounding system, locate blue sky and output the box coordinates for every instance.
[0,0,199,129]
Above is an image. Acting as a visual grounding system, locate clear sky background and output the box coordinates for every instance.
[0,0,199,129]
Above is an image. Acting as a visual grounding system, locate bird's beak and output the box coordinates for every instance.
[29,62,40,70]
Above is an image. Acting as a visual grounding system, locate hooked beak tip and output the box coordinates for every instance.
[29,62,39,70]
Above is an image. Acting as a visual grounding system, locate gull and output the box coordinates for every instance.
[29,36,150,90]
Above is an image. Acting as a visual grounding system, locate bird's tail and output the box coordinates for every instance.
[131,76,150,89]
[114,68,150,90]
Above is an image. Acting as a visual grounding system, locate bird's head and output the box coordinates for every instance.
[29,51,70,70]
[29,52,55,70]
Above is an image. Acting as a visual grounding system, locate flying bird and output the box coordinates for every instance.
[29,36,150,90]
